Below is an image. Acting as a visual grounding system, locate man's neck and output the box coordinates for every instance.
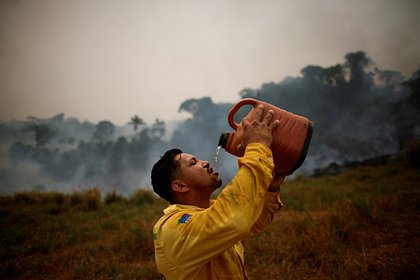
[174,194,211,209]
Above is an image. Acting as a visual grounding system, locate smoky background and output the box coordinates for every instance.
[0,51,419,196]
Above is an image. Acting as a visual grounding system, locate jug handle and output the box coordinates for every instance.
[227,98,258,129]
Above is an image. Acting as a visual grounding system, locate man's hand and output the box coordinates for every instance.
[237,105,280,152]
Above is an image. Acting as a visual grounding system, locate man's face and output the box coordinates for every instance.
[175,153,222,191]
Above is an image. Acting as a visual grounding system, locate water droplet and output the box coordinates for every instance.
[213,145,222,170]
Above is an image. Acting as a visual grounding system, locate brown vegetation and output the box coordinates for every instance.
[245,155,420,279]
[1,157,419,279]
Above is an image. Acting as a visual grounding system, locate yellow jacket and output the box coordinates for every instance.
[153,143,283,279]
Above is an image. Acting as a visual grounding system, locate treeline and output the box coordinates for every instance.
[0,51,419,194]
[240,51,420,170]
[0,116,172,194]
[0,100,233,194]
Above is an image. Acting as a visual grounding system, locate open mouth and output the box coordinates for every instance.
[208,167,218,176]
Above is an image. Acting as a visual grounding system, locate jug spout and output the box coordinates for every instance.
[218,131,244,158]
[218,132,231,149]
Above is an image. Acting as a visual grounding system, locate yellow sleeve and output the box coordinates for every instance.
[155,143,274,272]
[250,191,283,236]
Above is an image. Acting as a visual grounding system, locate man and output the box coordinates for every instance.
[151,105,284,279]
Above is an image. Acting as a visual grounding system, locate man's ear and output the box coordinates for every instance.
[171,180,190,193]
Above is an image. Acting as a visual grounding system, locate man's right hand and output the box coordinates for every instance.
[237,105,279,153]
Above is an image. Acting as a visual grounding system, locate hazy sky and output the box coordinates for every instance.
[1,0,419,125]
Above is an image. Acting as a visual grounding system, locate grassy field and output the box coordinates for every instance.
[1,157,419,279]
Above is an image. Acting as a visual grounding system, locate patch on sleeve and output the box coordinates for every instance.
[177,213,192,224]
[153,227,159,245]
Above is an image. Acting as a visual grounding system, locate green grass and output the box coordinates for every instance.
[0,159,419,279]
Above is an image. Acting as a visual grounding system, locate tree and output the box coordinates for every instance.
[129,115,145,132]
[322,64,346,86]
[344,51,371,87]
[401,69,420,109]
[93,121,115,142]
[27,117,53,148]
[151,118,165,140]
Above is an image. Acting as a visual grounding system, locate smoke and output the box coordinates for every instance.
[238,51,418,173]
[0,51,419,195]
[0,116,172,195]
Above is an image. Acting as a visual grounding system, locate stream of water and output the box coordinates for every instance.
[213,145,222,170]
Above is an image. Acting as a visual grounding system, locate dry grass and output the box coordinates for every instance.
[244,158,420,279]
[1,159,419,279]
[0,189,166,280]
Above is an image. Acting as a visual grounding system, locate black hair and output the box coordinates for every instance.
[151,148,183,203]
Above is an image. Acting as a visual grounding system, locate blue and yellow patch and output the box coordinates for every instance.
[153,227,159,245]
[178,213,192,224]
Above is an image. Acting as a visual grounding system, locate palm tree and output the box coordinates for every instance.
[152,118,165,139]
[129,115,145,131]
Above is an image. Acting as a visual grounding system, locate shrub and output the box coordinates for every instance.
[70,188,101,211]
[53,192,66,205]
[84,188,101,211]
[104,190,126,205]
[405,140,420,167]
[130,189,158,206]
[13,192,38,204]
[70,191,84,206]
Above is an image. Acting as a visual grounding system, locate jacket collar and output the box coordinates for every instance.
[163,200,216,215]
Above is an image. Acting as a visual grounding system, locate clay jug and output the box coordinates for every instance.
[218,98,314,176]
